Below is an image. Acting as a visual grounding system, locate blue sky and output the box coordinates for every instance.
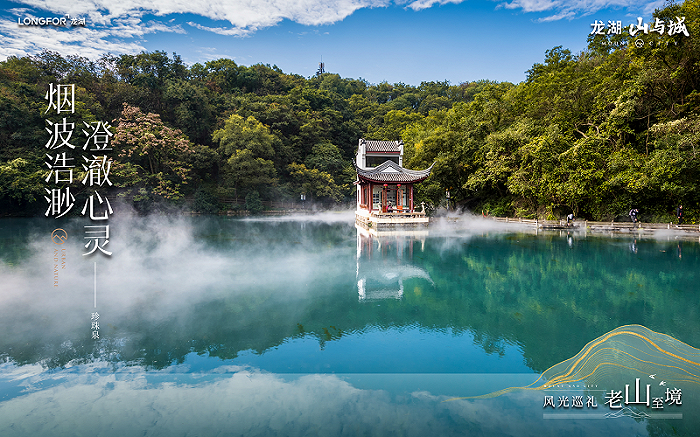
[0,0,666,85]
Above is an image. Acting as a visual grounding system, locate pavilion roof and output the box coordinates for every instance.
[354,160,434,184]
[364,140,402,154]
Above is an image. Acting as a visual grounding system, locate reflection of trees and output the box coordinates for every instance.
[171,234,700,372]
[2,220,700,374]
[0,218,43,265]
[415,234,700,372]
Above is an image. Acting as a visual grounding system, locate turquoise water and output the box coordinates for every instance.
[0,215,698,436]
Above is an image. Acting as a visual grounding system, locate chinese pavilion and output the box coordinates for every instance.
[354,139,433,230]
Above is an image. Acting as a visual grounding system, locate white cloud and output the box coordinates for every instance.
[642,0,665,14]
[187,21,252,37]
[536,9,575,21]
[144,20,186,35]
[7,7,34,14]
[0,0,395,60]
[501,0,662,21]
[0,364,649,437]
[10,0,393,28]
[0,13,186,61]
[400,0,661,19]
[501,0,561,13]
[0,0,668,62]
[0,20,142,59]
[403,0,463,12]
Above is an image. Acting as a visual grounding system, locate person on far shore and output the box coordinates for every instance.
[566,213,574,226]
[629,208,639,224]
[676,205,683,225]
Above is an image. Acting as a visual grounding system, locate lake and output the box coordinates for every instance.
[1,213,698,436]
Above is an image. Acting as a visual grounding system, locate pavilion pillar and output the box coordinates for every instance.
[397,184,401,211]
[382,184,387,212]
[368,183,372,212]
[410,185,414,212]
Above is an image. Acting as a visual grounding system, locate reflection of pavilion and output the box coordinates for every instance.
[356,226,434,301]
[354,139,433,231]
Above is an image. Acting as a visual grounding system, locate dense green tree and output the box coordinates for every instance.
[304,142,345,175]
[287,163,341,202]
[112,104,194,201]
[213,114,276,160]
[163,79,215,146]
[244,190,264,214]
[366,110,423,141]
[0,158,44,207]
[225,149,277,199]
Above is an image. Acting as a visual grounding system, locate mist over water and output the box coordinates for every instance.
[1,214,699,436]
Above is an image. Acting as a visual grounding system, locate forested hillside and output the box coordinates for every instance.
[1,0,698,221]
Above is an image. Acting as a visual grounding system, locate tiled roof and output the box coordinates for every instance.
[354,160,433,183]
[362,139,402,153]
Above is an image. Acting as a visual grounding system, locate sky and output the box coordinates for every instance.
[0,0,667,85]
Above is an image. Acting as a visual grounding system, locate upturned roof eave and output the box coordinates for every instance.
[353,160,435,184]
[356,174,431,184]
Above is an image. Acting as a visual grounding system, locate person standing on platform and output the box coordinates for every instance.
[676,205,683,224]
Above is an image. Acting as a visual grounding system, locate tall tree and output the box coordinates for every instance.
[112,104,194,201]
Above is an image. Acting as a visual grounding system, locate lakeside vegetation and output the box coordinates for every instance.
[1,0,698,221]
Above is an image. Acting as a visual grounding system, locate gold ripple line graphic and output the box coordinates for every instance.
[543,347,700,388]
[444,325,700,402]
[547,329,698,386]
[542,328,700,385]
[532,326,700,386]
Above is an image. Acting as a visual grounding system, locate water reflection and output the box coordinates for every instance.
[356,226,434,301]
[1,216,699,435]
[0,361,650,437]
[1,216,700,370]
